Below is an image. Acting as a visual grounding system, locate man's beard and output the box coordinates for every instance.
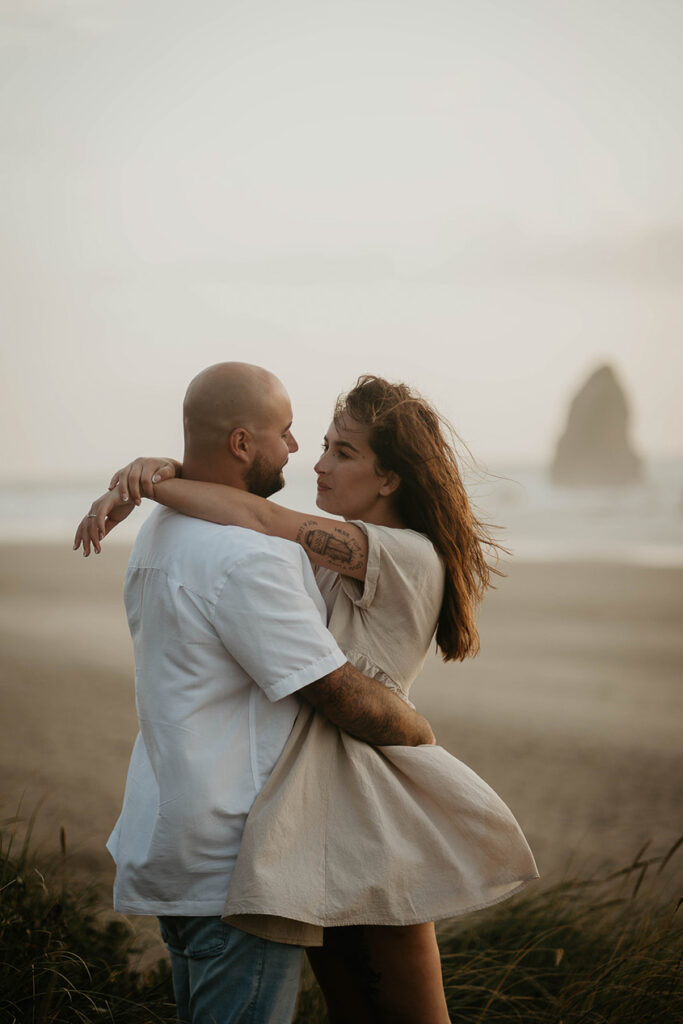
[245,454,285,498]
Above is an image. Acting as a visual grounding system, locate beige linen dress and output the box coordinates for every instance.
[223,523,538,945]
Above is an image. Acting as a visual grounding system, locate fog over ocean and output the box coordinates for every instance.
[2,458,682,567]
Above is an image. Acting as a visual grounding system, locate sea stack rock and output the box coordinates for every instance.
[551,364,641,487]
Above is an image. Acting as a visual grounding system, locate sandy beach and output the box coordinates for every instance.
[1,541,681,904]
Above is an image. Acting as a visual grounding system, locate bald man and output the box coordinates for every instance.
[102,364,433,1024]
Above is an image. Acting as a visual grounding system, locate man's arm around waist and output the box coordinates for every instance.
[301,663,434,746]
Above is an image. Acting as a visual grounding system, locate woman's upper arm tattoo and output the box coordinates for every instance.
[296,520,365,572]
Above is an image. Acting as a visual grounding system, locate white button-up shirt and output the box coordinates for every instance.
[107,507,346,916]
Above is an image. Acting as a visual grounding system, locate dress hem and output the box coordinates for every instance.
[223,873,540,939]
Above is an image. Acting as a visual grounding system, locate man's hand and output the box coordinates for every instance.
[302,662,435,747]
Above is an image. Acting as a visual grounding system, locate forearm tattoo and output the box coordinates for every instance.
[310,662,423,746]
[296,519,364,572]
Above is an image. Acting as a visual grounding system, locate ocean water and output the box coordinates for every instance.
[1,459,682,567]
[467,458,683,568]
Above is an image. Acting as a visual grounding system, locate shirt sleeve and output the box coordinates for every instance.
[338,522,442,610]
[212,544,347,702]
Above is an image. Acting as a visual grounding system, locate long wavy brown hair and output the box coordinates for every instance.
[336,375,503,661]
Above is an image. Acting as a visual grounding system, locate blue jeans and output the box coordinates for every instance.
[158,916,303,1024]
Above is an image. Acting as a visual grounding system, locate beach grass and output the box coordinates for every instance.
[1,820,680,1023]
[437,839,682,1023]
[0,813,174,1023]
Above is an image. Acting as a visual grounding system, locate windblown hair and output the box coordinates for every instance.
[336,375,503,661]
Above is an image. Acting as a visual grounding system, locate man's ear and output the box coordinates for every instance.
[227,427,252,463]
[378,471,401,497]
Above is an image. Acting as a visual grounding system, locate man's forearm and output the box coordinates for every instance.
[301,662,434,746]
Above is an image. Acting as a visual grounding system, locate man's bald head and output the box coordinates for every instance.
[183,362,288,451]
[181,362,297,492]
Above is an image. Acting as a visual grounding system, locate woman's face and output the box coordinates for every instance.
[314,413,394,521]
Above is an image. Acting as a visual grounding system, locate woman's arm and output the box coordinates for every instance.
[74,455,369,578]
[73,485,135,555]
[73,452,179,555]
[154,478,369,580]
[109,456,181,503]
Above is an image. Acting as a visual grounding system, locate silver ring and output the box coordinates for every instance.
[86,513,97,518]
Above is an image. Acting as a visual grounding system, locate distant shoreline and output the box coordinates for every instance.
[3,536,683,570]
[3,457,682,566]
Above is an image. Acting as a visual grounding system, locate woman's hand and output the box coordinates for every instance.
[108,457,180,504]
[73,486,135,556]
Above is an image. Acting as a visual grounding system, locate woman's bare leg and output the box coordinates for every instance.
[364,923,450,1023]
[308,922,450,1024]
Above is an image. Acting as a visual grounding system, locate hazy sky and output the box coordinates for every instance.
[2,0,682,480]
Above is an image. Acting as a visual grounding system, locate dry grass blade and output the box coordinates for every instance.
[657,836,683,877]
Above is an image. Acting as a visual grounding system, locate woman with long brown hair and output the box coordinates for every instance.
[77,375,537,1023]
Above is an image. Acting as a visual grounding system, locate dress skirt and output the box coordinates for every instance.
[223,704,539,946]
